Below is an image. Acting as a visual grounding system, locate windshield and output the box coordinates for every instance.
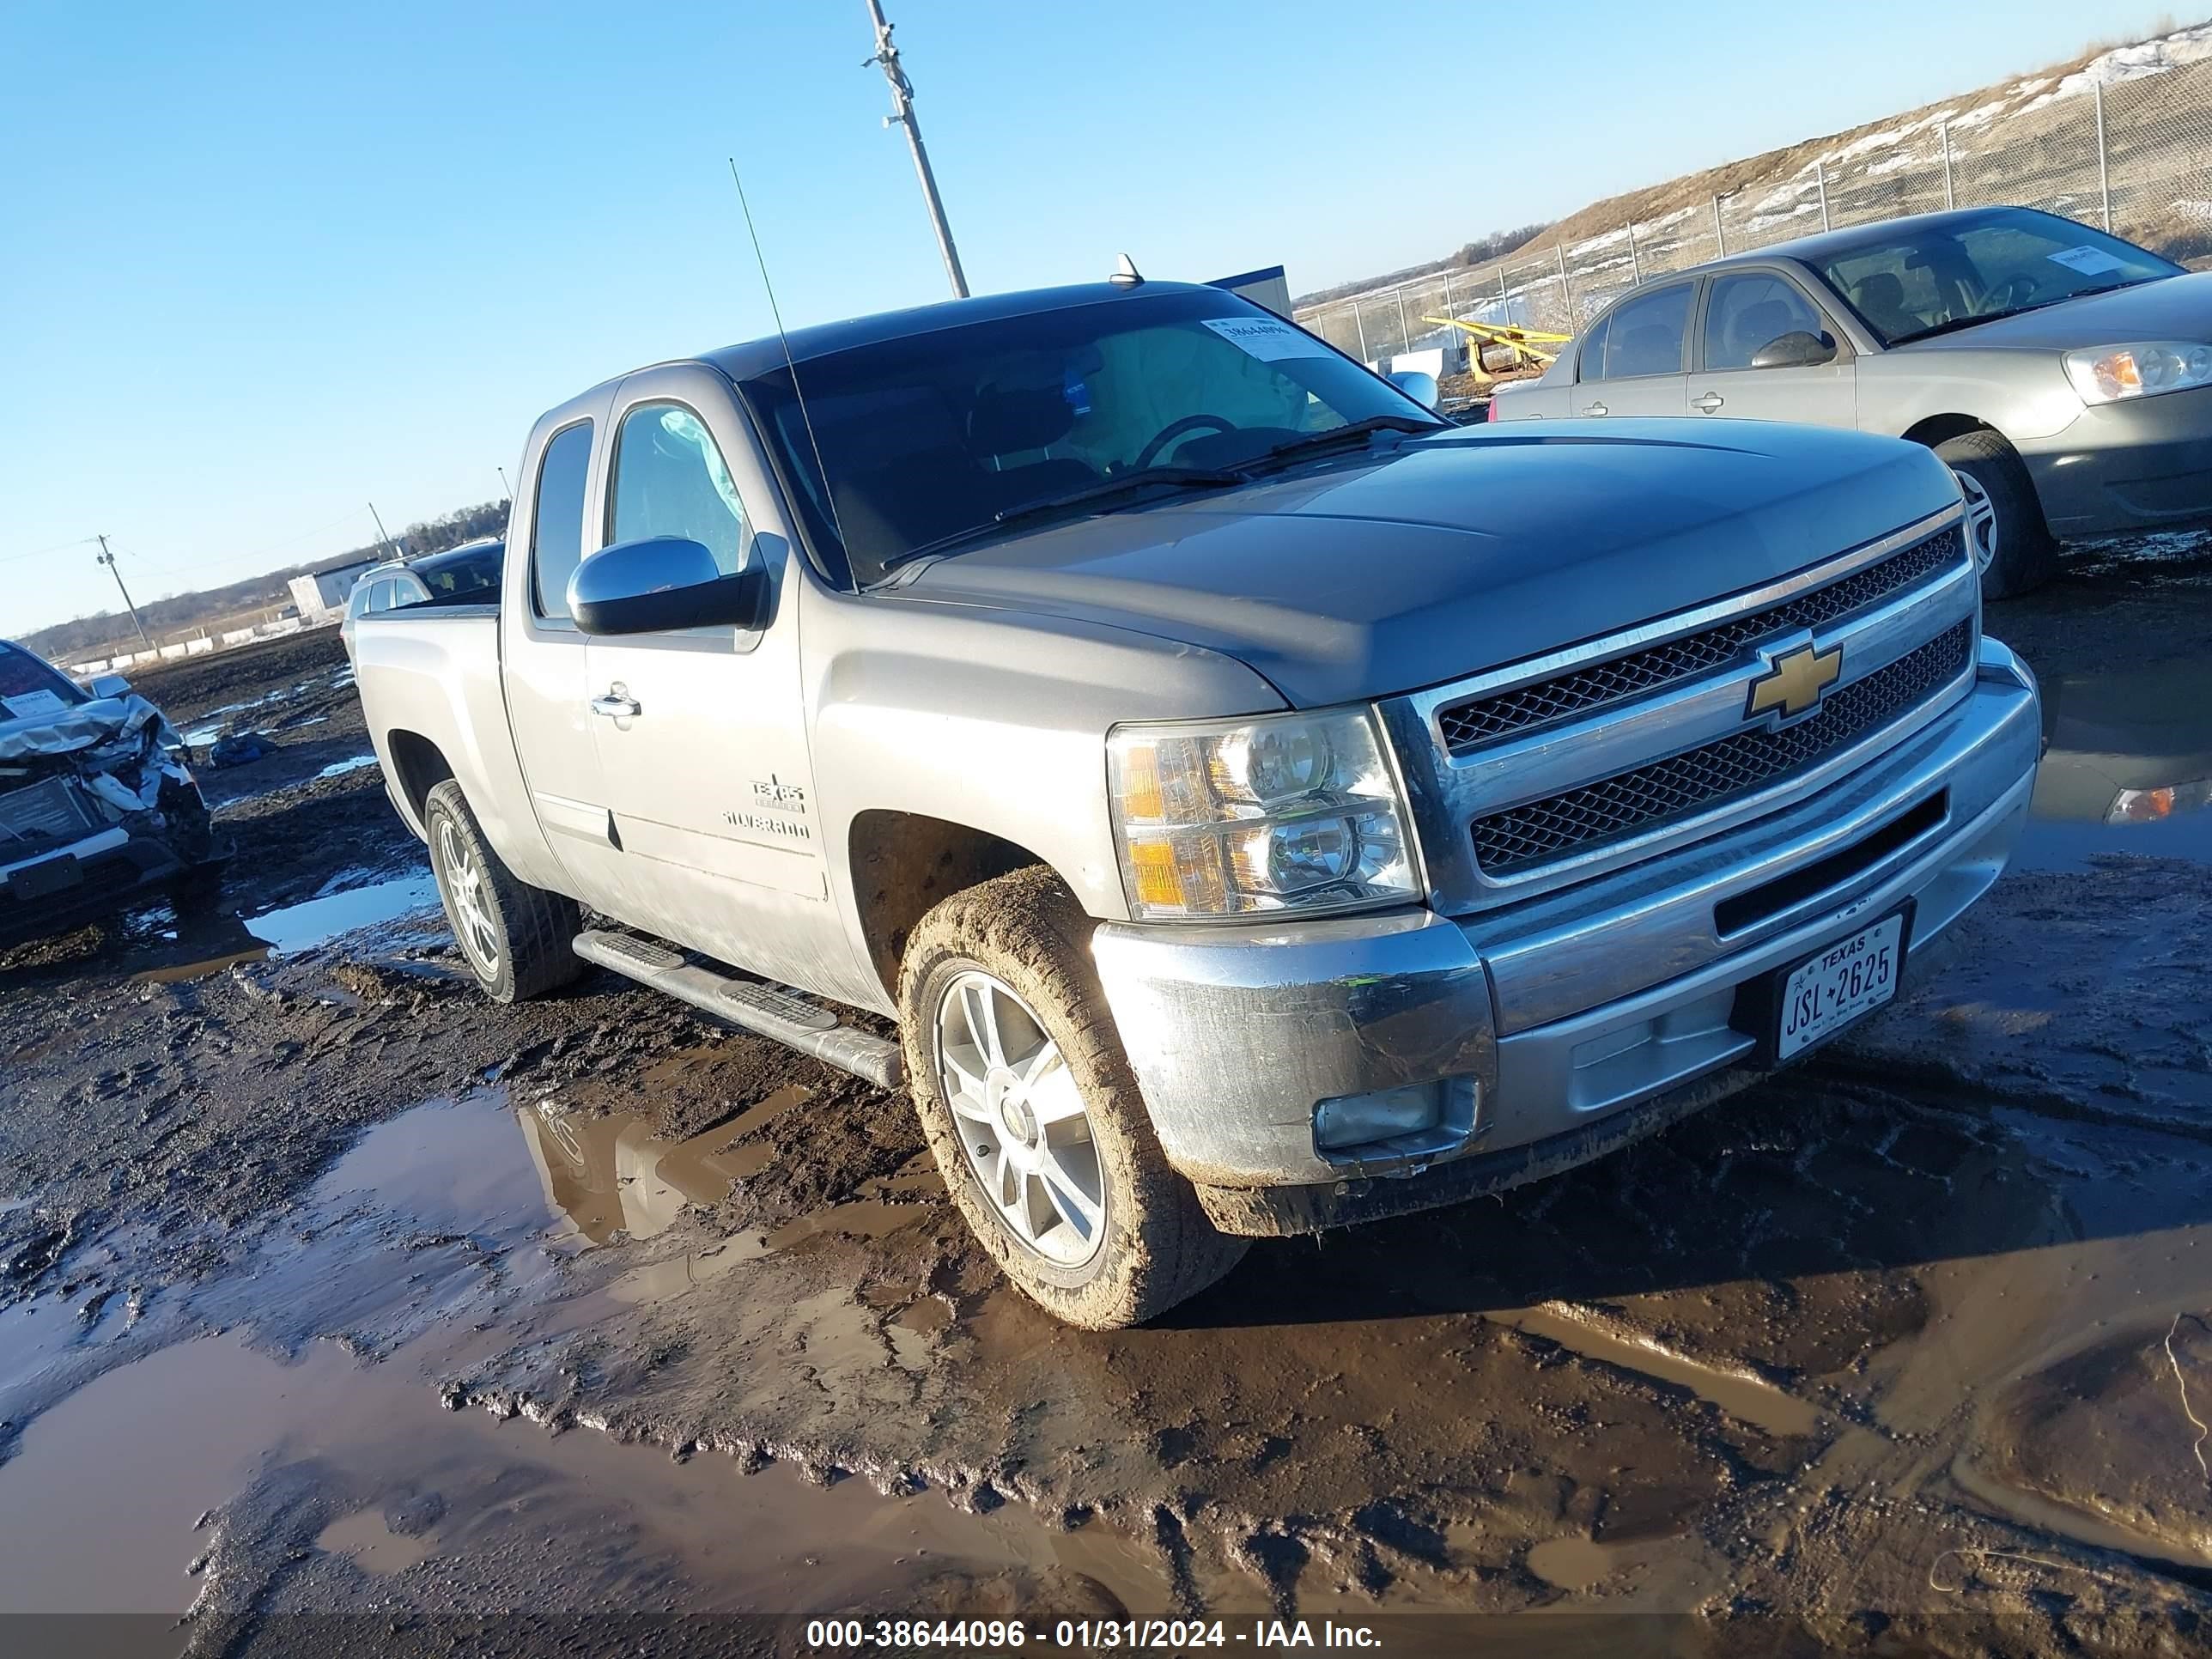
[0,644,87,718]
[1814,209,2178,346]
[740,289,1438,585]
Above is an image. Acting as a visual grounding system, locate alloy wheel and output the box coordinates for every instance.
[1954,468,2000,575]
[933,969,1107,1267]
[436,818,502,977]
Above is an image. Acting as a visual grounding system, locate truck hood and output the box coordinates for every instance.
[887,422,1959,707]
[1890,269,2212,353]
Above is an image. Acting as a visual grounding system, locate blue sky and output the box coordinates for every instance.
[0,0,2172,635]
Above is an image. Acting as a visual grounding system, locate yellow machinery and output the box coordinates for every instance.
[1421,315,1571,384]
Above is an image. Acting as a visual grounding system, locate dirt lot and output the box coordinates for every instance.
[5,547,2212,1657]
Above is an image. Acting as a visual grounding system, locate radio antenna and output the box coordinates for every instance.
[728,156,844,549]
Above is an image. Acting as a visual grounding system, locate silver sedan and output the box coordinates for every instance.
[1491,207,2209,599]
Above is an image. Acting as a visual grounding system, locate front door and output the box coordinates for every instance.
[1572,279,1694,418]
[1686,269,1857,428]
[504,407,629,902]
[579,367,831,986]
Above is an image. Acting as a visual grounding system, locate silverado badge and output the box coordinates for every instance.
[1747,642,1842,722]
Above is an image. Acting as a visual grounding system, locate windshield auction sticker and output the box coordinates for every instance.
[2046,245,2128,276]
[1202,316,1336,362]
[2,689,69,720]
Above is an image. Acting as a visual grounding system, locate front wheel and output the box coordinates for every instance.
[897,867,1246,1329]
[423,779,582,1003]
[1937,429,2057,600]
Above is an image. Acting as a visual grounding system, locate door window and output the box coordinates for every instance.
[1704,274,1828,370]
[530,421,596,621]
[1574,314,1611,384]
[607,403,750,575]
[1584,284,1692,380]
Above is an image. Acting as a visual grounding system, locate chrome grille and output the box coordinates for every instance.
[1471,621,1973,874]
[1438,527,1964,754]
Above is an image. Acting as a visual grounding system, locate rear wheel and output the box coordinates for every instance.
[898,867,1246,1329]
[1936,429,2057,600]
[423,779,582,1003]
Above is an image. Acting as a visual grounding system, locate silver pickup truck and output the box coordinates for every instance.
[354,279,2042,1328]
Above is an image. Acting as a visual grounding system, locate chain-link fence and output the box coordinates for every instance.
[1297,58,2212,362]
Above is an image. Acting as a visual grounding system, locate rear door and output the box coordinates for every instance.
[1571,280,1694,418]
[501,400,629,901]
[579,363,830,981]
[1686,267,1856,427]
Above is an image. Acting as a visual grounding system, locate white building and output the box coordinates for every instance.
[287,558,380,623]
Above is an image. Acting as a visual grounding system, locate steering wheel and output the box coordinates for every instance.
[1133,414,1237,471]
[1978,273,2039,314]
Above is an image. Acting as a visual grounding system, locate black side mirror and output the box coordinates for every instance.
[1749,330,1838,370]
[568,537,769,635]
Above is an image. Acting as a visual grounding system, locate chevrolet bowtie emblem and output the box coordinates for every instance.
[1747,642,1842,720]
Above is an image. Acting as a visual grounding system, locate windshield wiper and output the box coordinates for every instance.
[1240,414,1446,474]
[878,466,1249,575]
[1888,278,2158,345]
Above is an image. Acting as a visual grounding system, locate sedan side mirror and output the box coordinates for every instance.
[1749,330,1838,370]
[568,537,769,636]
[90,673,133,700]
[1387,368,1442,410]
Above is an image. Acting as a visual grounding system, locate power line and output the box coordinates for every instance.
[0,535,98,567]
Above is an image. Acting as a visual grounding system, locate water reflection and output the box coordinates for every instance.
[2020,659,2212,869]
[517,1089,805,1246]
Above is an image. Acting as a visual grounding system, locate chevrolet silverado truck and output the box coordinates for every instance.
[352,279,2042,1328]
[1,641,222,949]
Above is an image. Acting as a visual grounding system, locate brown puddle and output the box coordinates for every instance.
[1492,1303,1823,1438]
[0,1329,1175,1624]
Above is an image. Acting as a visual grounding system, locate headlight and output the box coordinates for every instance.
[1107,708,1420,920]
[2063,341,2212,404]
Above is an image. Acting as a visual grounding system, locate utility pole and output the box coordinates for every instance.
[368,501,401,562]
[496,466,513,502]
[95,535,152,648]
[863,0,969,298]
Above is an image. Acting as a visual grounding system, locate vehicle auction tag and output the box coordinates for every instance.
[1777,911,1905,1060]
[2,689,68,720]
[1201,316,1336,362]
[2046,245,2127,276]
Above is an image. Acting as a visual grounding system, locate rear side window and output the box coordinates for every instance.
[1704,274,1827,370]
[607,403,750,576]
[1587,283,1692,380]
[531,422,596,620]
[1575,315,1611,384]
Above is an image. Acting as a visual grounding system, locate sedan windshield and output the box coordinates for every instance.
[1814,208,2179,346]
[740,289,1441,585]
[0,644,87,715]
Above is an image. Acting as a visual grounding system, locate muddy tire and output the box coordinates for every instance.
[423,779,581,1004]
[1936,429,2057,601]
[898,866,1246,1329]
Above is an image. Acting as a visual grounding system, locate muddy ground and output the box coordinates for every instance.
[5,541,2212,1657]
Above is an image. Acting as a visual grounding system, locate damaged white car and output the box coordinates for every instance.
[0,641,224,950]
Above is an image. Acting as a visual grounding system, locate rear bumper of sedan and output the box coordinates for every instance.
[2021,386,2212,538]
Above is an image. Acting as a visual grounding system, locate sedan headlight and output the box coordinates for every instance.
[2063,341,2212,404]
[1107,708,1420,920]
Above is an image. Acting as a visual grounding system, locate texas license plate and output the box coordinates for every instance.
[1777,911,1906,1060]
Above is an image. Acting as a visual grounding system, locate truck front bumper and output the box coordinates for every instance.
[1091,638,2040,1236]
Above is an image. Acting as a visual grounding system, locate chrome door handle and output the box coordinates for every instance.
[1692,392,1726,413]
[590,691,641,719]
[1581,401,1608,416]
